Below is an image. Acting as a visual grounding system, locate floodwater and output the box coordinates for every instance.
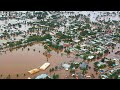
[0,43,74,79]
[73,11,120,22]
[106,43,120,59]
[0,43,119,79]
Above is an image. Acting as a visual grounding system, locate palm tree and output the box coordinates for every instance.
[16,74,19,77]
[82,68,87,75]
[4,51,6,54]
[8,74,11,77]
[47,57,48,62]
[55,66,58,70]
[24,74,26,76]
[65,49,70,58]
[33,49,35,52]
[1,74,2,77]
[22,48,24,51]
[51,68,54,72]
[6,74,11,79]
[47,48,51,54]
[28,48,30,51]
[49,69,52,75]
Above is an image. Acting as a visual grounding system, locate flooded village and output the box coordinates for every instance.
[0,11,120,79]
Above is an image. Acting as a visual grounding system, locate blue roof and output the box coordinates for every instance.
[80,62,87,69]
[100,70,104,72]
[35,74,49,79]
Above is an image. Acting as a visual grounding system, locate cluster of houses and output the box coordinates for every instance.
[94,57,120,79]
[99,67,120,79]
[0,11,120,79]
[26,11,120,79]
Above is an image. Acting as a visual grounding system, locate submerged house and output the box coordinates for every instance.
[35,74,51,79]
[62,64,70,70]
[79,62,88,69]
[63,43,71,48]
[112,59,119,66]
[87,56,94,60]
[0,43,3,48]
[39,63,50,70]
[0,33,3,37]
[28,68,40,75]
[97,62,106,67]
[74,39,80,43]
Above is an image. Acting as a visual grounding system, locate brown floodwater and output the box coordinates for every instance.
[0,42,119,79]
[106,43,120,59]
[0,43,74,79]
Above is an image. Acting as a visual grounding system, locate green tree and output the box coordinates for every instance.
[22,48,24,51]
[70,69,75,74]
[33,49,35,52]
[24,74,26,76]
[28,48,30,51]
[49,69,52,73]
[70,63,74,69]
[82,68,87,75]
[107,61,115,67]
[47,48,52,54]
[51,68,54,72]
[16,74,19,77]
[44,45,48,50]
[104,49,109,53]
[6,74,11,79]
[52,73,59,79]
[8,42,15,47]
[18,24,22,28]
[55,66,58,70]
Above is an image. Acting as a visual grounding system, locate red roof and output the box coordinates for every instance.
[63,44,70,47]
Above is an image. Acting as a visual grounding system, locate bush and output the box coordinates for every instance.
[49,69,52,73]
[75,45,80,49]
[98,64,106,69]
[107,61,115,67]
[8,42,16,47]
[74,64,79,69]
[70,63,74,69]
[70,69,75,74]
[104,49,109,53]
[55,66,58,70]
[52,74,59,79]
[94,62,99,67]
[101,58,105,62]
[16,74,19,77]
[51,68,54,72]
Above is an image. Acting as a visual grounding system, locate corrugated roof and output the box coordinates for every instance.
[80,62,87,68]
[35,74,49,79]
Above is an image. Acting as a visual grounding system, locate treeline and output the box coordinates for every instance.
[27,34,52,42]
[7,41,22,47]
[56,31,72,40]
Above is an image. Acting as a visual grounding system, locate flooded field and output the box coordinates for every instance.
[0,42,119,79]
[0,43,74,79]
